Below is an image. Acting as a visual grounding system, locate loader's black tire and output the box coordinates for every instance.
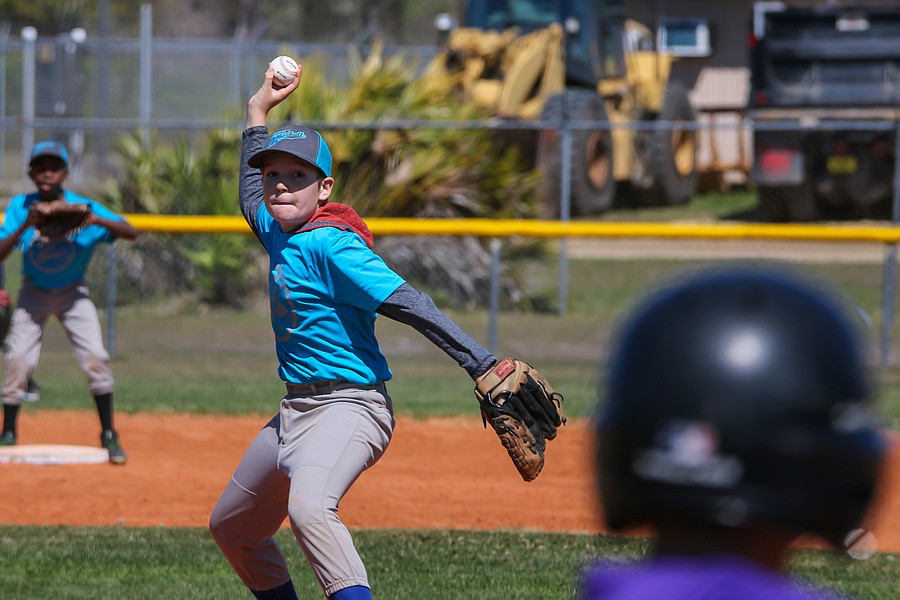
[538,89,615,218]
[648,82,698,205]
[757,183,819,222]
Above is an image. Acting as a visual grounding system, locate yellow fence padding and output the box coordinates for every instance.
[122,215,900,244]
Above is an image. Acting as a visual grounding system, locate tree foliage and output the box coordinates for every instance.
[272,46,541,308]
[101,43,541,309]
[273,46,537,220]
[100,127,259,307]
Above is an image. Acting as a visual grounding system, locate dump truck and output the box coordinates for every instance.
[426,0,698,217]
[749,1,900,221]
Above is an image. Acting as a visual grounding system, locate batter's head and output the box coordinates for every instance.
[596,266,886,548]
[248,125,332,177]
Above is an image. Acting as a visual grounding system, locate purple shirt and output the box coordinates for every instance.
[579,555,849,600]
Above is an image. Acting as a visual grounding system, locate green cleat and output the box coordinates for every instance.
[101,430,127,465]
[0,431,16,446]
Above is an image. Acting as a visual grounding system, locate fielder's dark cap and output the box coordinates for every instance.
[29,141,69,168]
[248,125,332,177]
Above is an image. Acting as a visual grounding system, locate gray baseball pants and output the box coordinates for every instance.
[2,279,113,405]
[209,381,394,597]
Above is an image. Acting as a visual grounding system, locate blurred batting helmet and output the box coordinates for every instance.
[596,266,886,548]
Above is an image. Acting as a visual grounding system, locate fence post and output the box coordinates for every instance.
[106,245,117,357]
[139,4,153,147]
[558,103,573,317]
[488,238,501,355]
[229,27,244,107]
[0,24,9,179]
[21,26,37,171]
[882,248,896,370]
[881,120,900,369]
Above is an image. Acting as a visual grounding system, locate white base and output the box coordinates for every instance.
[0,444,109,465]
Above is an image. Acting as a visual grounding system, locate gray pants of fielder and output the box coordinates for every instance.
[209,382,394,597]
[2,279,113,405]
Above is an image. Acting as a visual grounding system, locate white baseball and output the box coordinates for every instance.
[270,55,298,86]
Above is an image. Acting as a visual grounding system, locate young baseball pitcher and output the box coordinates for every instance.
[209,62,563,599]
[0,141,138,463]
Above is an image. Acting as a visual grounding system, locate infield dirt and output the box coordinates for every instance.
[3,410,899,553]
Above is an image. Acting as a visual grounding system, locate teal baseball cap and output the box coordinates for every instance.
[248,125,332,177]
[29,141,69,167]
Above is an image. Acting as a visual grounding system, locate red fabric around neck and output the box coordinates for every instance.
[299,202,374,249]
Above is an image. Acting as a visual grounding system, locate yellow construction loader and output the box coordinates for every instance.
[424,0,698,217]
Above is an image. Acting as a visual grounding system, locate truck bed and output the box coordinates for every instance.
[751,5,900,108]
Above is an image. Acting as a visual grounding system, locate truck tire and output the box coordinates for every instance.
[648,82,698,205]
[538,89,615,217]
[757,183,818,222]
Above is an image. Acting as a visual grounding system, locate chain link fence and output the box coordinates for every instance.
[4,10,900,373]
[72,227,900,378]
[0,14,440,189]
[4,15,899,218]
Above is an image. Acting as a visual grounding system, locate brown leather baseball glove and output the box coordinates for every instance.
[474,357,565,482]
[30,200,92,241]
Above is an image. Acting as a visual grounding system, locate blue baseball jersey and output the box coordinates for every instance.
[254,204,405,385]
[0,191,121,290]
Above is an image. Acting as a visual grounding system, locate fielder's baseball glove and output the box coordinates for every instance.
[474,357,565,482]
[30,200,92,241]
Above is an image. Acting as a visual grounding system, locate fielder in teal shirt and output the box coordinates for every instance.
[0,141,137,464]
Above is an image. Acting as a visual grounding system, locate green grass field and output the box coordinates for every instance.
[1,527,897,599]
[3,235,900,598]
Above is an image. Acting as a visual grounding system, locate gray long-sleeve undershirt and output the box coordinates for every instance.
[378,282,496,380]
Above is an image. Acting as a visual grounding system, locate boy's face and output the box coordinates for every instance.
[28,156,68,199]
[262,153,333,232]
